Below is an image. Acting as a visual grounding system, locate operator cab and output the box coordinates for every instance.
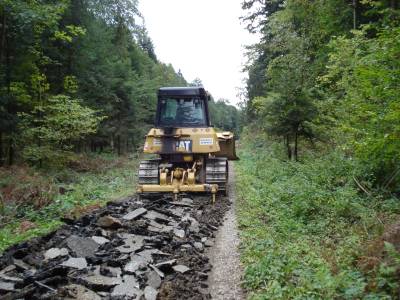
[156,87,211,128]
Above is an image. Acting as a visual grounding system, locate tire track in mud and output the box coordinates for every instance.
[0,191,230,299]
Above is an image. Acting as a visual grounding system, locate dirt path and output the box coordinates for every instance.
[208,163,244,300]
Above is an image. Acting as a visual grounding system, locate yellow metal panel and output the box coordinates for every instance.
[183,155,193,162]
[160,171,167,185]
[215,131,239,160]
[187,171,195,185]
[143,127,220,154]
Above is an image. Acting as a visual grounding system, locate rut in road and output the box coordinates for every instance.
[0,192,230,299]
[208,164,244,300]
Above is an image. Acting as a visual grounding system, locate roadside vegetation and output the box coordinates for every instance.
[0,154,137,252]
[236,132,400,299]
[239,0,400,298]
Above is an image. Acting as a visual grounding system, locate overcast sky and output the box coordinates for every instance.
[138,0,258,105]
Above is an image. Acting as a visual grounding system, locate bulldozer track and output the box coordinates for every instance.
[206,157,228,193]
[138,157,229,194]
[138,159,160,185]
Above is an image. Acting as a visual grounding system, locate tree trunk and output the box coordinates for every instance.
[38,136,42,168]
[5,24,10,95]
[285,135,292,160]
[0,11,6,63]
[8,139,13,165]
[353,0,358,29]
[5,27,13,166]
[390,0,397,9]
[294,130,298,162]
[117,135,121,156]
[0,131,3,166]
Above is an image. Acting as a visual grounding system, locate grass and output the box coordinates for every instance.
[235,134,400,299]
[0,153,137,252]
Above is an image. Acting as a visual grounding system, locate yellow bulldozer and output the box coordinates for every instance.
[137,87,238,201]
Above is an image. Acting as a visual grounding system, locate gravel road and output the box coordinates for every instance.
[208,164,244,300]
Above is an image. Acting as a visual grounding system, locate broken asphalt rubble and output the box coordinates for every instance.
[0,194,230,299]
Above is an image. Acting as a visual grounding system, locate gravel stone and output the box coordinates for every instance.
[44,248,69,260]
[111,275,141,297]
[124,255,147,274]
[91,236,110,245]
[194,242,204,251]
[144,285,158,300]
[144,211,170,223]
[96,216,122,229]
[146,271,161,289]
[122,207,147,220]
[82,275,122,290]
[173,228,185,238]
[61,257,87,270]
[60,284,101,300]
[149,264,164,278]
[0,281,15,292]
[116,234,145,254]
[173,265,190,273]
[66,236,99,257]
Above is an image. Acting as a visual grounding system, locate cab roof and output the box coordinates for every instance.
[158,87,208,97]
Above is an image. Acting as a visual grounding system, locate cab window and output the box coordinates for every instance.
[159,98,206,127]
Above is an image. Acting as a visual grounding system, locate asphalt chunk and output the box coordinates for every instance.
[122,207,147,221]
[66,236,99,258]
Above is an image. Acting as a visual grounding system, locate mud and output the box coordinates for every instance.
[0,193,230,300]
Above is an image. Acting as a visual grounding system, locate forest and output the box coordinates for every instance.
[0,0,239,250]
[237,0,400,298]
[0,0,240,167]
[1,0,400,298]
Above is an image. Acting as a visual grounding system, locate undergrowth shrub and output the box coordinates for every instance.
[0,166,57,224]
[0,154,137,251]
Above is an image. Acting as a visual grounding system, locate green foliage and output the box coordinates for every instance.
[241,0,284,33]
[322,25,400,189]
[243,0,353,160]
[54,25,86,43]
[374,242,400,296]
[243,0,400,181]
[209,99,241,134]
[236,132,400,299]
[239,1,400,298]
[0,0,187,166]
[18,95,104,167]
[0,220,63,254]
